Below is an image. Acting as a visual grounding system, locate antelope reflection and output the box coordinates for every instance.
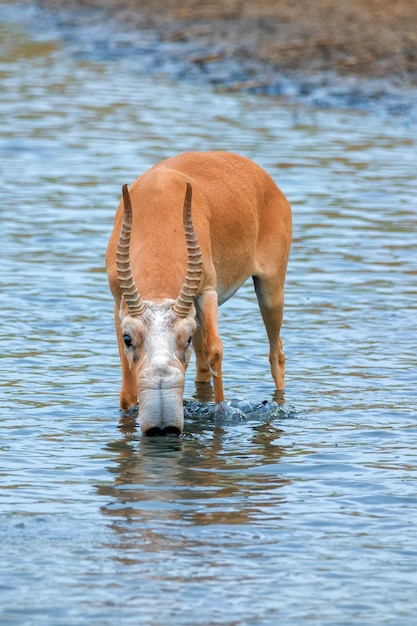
[97,415,290,548]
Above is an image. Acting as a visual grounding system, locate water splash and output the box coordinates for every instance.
[184,398,295,422]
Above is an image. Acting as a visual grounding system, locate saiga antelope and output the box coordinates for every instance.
[106,152,292,435]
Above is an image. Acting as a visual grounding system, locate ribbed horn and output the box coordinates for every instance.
[172,182,203,318]
[116,184,146,317]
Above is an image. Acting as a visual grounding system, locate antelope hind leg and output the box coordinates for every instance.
[253,276,285,390]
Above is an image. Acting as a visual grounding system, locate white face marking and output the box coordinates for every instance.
[121,300,196,391]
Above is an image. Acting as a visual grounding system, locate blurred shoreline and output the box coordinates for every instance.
[22,1,417,117]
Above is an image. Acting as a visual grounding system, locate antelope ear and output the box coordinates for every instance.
[172,182,203,318]
[116,184,146,317]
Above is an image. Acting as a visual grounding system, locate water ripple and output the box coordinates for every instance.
[1,8,417,626]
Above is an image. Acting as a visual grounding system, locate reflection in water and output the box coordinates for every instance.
[100,419,288,544]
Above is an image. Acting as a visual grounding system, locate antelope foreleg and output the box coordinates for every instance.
[114,303,137,410]
[195,291,224,403]
[193,326,212,384]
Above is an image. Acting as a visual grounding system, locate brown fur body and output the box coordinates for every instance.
[106,151,292,434]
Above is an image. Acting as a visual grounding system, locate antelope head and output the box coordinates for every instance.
[116,183,202,435]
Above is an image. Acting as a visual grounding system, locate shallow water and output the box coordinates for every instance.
[1,4,417,625]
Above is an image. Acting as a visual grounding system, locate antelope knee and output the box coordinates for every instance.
[205,340,223,377]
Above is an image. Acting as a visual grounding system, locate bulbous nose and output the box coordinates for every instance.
[138,388,184,436]
[142,362,184,390]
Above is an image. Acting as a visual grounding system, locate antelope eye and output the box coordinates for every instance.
[123,334,132,348]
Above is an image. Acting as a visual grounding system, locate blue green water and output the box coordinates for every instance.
[1,5,416,625]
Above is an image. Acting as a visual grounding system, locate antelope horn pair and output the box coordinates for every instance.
[116,182,203,318]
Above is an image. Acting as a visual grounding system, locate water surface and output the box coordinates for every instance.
[1,5,416,625]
